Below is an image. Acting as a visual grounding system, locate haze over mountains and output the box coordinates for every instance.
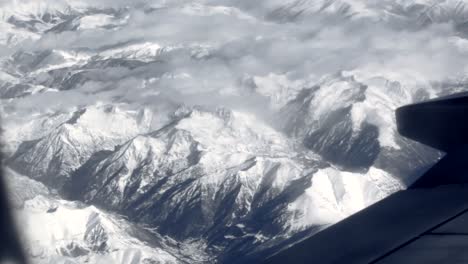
[1,0,468,263]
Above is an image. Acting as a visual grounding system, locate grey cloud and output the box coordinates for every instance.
[4,0,468,123]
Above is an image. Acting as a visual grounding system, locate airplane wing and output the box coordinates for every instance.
[263,92,468,264]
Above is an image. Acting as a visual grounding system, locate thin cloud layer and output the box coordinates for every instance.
[2,0,468,133]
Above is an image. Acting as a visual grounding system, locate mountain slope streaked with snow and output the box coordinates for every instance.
[0,0,465,263]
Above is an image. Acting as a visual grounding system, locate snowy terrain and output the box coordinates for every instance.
[5,168,194,264]
[1,0,467,263]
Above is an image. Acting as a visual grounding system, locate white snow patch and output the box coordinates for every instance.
[288,166,403,230]
[78,14,117,30]
[253,73,312,110]
[99,42,162,62]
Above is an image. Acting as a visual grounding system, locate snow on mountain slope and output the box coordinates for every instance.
[1,0,467,263]
[272,71,441,182]
[0,20,40,46]
[0,1,81,35]
[261,0,378,22]
[3,49,91,78]
[287,166,403,230]
[179,2,257,21]
[69,107,319,231]
[8,105,155,188]
[54,105,404,263]
[5,167,50,208]
[5,168,193,264]
[98,42,163,62]
[77,13,128,30]
[251,73,311,110]
[20,196,181,264]
[257,0,468,23]
[0,0,131,48]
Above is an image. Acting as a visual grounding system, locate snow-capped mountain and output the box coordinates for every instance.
[254,0,468,24]
[6,168,199,264]
[8,105,155,188]
[1,0,467,263]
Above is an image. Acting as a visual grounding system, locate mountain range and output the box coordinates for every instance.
[1,0,467,263]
